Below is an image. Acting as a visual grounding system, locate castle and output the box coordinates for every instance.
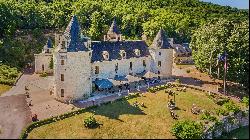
[35,15,174,103]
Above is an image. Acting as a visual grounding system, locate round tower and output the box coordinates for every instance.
[150,29,173,78]
[53,15,92,103]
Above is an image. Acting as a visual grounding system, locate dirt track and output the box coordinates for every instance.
[0,94,32,139]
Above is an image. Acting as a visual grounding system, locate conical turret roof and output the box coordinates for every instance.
[107,18,121,35]
[64,15,88,52]
[151,29,172,49]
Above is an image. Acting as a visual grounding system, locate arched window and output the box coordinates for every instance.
[95,66,99,74]
[102,51,109,60]
[134,49,140,56]
[143,60,146,67]
[61,74,64,81]
[61,89,64,97]
[115,63,118,72]
[129,62,133,70]
[120,50,126,59]
[158,61,161,67]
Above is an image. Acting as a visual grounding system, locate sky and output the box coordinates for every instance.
[200,0,249,9]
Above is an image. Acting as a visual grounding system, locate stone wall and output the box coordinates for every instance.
[34,53,53,74]
[202,110,249,139]
[149,48,173,78]
[92,56,151,79]
[54,51,92,102]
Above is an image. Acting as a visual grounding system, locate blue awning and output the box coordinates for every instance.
[114,75,128,81]
[94,79,113,89]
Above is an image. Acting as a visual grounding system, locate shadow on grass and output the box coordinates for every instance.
[87,99,146,121]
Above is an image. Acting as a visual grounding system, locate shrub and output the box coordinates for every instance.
[175,79,181,84]
[215,108,229,116]
[214,97,230,106]
[186,69,191,73]
[84,115,99,128]
[171,120,204,139]
[39,72,48,77]
[241,97,249,107]
[201,111,218,122]
[223,101,240,113]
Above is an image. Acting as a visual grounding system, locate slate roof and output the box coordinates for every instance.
[107,19,121,35]
[64,15,89,52]
[151,29,172,49]
[90,40,150,62]
[173,44,192,54]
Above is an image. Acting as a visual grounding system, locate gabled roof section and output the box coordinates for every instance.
[107,18,121,35]
[64,15,89,52]
[151,29,172,49]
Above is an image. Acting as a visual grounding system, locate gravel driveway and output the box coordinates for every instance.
[0,94,32,139]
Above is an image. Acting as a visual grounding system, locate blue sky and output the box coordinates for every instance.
[200,0,249,9]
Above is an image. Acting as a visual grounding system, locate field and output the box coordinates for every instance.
[27,87,245,139]
[0,84,11,96]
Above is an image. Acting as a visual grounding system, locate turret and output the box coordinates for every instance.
[150,29,173,78]
[104,18,122,41]
[53,15,92,103]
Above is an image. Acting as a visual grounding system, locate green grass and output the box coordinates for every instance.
[0,84,11,96]
[27,88,246,139]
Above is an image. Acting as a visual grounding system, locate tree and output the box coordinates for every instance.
[190,19,249,88]
[171,120,204,139]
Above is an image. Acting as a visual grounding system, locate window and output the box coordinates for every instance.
[61,74,64,81]
[143,60,146,67]
[102,51,109,60]
[120,50,126,59]
[129,62,133,70]
[61,41,66,49]
[134,49,140,56]
[61,60,64,65]
[61,89,64,97]
[158,71,160,74]
[95,66,99,74]
[42,64,44,71]
[158,61,161,67]
[159,52,161,56]
[115,63,118,72]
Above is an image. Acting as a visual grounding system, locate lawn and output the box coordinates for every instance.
[27,87,246,139]
[0,84,11,96]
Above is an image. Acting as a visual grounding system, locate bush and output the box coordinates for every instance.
[186,69,191,73]
[171,120,204,139]
[214,97,230,106]
[215,108,229,116]
[223,101,240,113]
[175,79,181,84]
[241,97,249,107]
[39,72,48,77]
[201,111,218,122]
[84,115,99,128]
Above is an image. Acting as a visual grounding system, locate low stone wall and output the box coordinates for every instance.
[202,110,249,139]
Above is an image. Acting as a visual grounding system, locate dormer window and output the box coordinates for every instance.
[102,51,109,60]
[119,50,126,59]
[134,49,140,56]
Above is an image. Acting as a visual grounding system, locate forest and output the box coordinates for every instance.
[0,0,249,86]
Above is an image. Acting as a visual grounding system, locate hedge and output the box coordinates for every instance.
[19,92,141,139]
